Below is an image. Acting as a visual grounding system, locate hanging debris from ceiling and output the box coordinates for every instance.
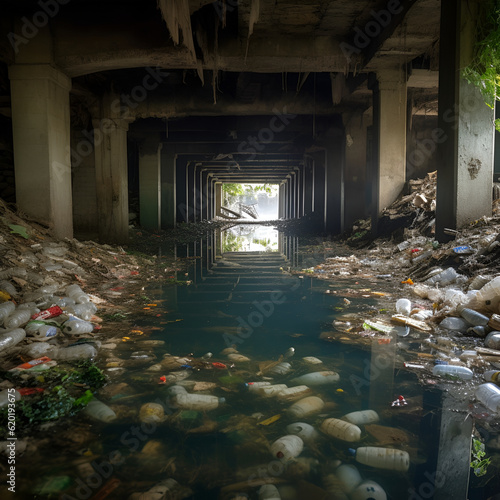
[330,73,346,105]
[157,0,204,84]
[245,0,261,60]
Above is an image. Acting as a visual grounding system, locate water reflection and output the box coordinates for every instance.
[222,225,279,253]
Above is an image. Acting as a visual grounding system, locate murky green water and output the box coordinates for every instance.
[9,227,499,499]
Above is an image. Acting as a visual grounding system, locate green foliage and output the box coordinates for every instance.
[471,438,491,477]
[0,362,106,432]
[222,183,279,205]
[462,0,500,130]
[223,232,245,252]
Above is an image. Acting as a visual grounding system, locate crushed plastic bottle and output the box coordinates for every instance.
[0,328,26,351]
[475,383,500,412]
[396,299,411,316]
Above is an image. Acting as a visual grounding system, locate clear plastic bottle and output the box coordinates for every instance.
[245,381,271,391]
[349,446,410,471]
[459,308,489,326]
[342,410,379,426]
[4,308,32,329]
[475,383,500,412]
[483,370,500,383]
[475,276,500,311]
[270,435,303,461]
[426,267,459,286]
[257,384,288,397]
[83,399,117,422]
[286,422,319,444]
[396,299,411,316]
[227,353,251,362]
[0,281,17,297]
[0,301,15,325]
[268,361,292,376]
[54,343,97,361]
[320,418,361,442]
[485,331,500,350]
[432,364,473,380]
[25,321,59,341]
[290,370,340,386]
[63,319,94,335]
[166,385,188,396]
[0,328,26,351]
[287,396,325,418]
[65,284,90,304]
[439,317,469,332]
[66,303,97,321]
[173,393,225,411]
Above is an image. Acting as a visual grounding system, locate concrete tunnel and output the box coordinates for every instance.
[0,0,497,245]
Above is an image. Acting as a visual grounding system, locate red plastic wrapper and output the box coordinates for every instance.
[18,387,45,396]
[212,362,227,369]
[10,356,52,371]
[31,305,63,320]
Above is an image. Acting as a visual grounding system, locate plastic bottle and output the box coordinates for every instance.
[270,435,304,461]
[173,393,225,411]
[290,371,340,386]
[475,383,500,412]
[0,301,15,325]
[83,399,117,423]
[0,281,17,297]
[0,389,21,408]
[29,324,59,342]
[283,347,295,359]
[4,308,32,329]
[245,381,271,392]
[0,328,26,351]
[53,344,97,361]
[66,303,97,321]
[287,396,325,418]
[258,484,281,500]
[139,403,165,423]
[166,385,188,396]
[439,317,469,332]
[320,418,361,442]
[55,297,75,308]
[351,481,387,500]
[469,325,488,338]
[396,299,411,316]
[302,356,323,365]
[286,422,319,444]
[475,276,500,308]
[341,410,379,426]
[349,446,410,471]
[268,362,292,376]
[66,284,91,304]
[432,364,473,380]
[483,370,500,383]
[227,353,251,362]
[459,307,489,326]
[426,267,459,286]
[469,275,491,291]
[335,464,362,494]
[485,331,500,350]
[277,385,311,401]
[257,384,288,397]
[63,319,94,335]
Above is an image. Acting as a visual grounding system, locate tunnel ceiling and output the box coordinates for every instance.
[0,0,440,185]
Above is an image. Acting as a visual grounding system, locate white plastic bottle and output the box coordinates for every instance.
[286,422,319,444]
[270,435,304,461]
[31,325,59,342]
[335,464,362,494]
[166,385,188,396]
[258,484,281,500]
[290,370,340,386]
[83,399,117,423]
[173,393,225,411]
[257,384,288,397]
[320,418,361,442]
[432,364,473,380]
[245,381,271,391]
[0,328,26,351]
[351,481,387,500]
[475,383,500,412]
[0,301,15,324]
[276,385,311,401]
[396,298,411,316]
[63,319,94,334]
[342,410,380,426]
[4,308,32,329]
[227,353,251,362]
[474,276,500,311]
[54,343,97,361]
[287,396,325,418]
[268,361,292,376]
[350,446,410,471]
[302,356,323,365]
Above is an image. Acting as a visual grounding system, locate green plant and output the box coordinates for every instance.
[471,438,491,477]
[462,0,500,130]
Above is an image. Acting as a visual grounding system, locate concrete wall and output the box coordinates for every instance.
[407,114,439,180]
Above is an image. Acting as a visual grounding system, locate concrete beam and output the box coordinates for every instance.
[139,138,162,230]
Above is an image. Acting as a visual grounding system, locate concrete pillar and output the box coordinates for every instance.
[324,122,345,234]
[436,0,495,240]
[139,139,161,230]
[161,149,176,229]
[92,93,129,244]
[9,64,73,239]
[377,68,407,212]
[215,182,222,217]
[176,157,188,223]
[312,151,326,216]
[186,162,196,222]
[304,159,313,215]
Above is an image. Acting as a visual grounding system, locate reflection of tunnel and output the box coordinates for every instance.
[1,0,496,244]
